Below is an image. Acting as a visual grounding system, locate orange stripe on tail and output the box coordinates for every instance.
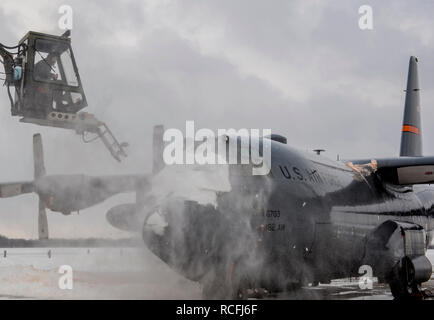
[402,125,420,135]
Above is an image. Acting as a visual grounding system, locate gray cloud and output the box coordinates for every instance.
[0,0,432,238]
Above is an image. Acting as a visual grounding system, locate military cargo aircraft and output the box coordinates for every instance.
[138,56,434,300]
[0,56,433,300]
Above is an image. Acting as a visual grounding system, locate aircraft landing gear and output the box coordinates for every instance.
[388,256,431,300]
[389,277,423,300]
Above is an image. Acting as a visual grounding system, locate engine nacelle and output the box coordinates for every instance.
[363,220,432,284]
[404,255,432,284]
[106,203,142,232]
[142,199,226,281]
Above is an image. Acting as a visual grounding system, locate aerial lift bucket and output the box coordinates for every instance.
[0,30,128,161]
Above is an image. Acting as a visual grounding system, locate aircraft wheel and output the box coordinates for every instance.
[233,285,249,300]
[388,258,423,300]
[389,279,421,300]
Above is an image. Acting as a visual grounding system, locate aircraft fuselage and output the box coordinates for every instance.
[142,139,434,295]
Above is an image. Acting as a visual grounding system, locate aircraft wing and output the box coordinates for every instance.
[347,157,434,185]
[0,181,34,198]
[91,174,151,194]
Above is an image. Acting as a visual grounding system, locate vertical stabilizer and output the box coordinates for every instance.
[400,56,422,157]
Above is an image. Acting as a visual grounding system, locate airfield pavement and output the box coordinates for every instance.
[0,246,433,299]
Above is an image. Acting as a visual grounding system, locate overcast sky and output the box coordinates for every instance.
[0,0,433,238]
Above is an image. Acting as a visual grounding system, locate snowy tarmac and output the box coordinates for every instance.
[0,246,433,299]
[0,246,201,299]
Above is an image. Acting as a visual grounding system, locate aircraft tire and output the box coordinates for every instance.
[388,257,423,300]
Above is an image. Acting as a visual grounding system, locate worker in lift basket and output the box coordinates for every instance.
[32,53,59,117]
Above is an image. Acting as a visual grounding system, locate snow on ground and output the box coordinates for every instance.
[0,247,433,299]
[0,247,202,299]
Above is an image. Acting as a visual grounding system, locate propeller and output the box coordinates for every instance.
[38,198,49,239]
[33,133,49,240]
[138,124,164,213]
[152,125,165,175]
